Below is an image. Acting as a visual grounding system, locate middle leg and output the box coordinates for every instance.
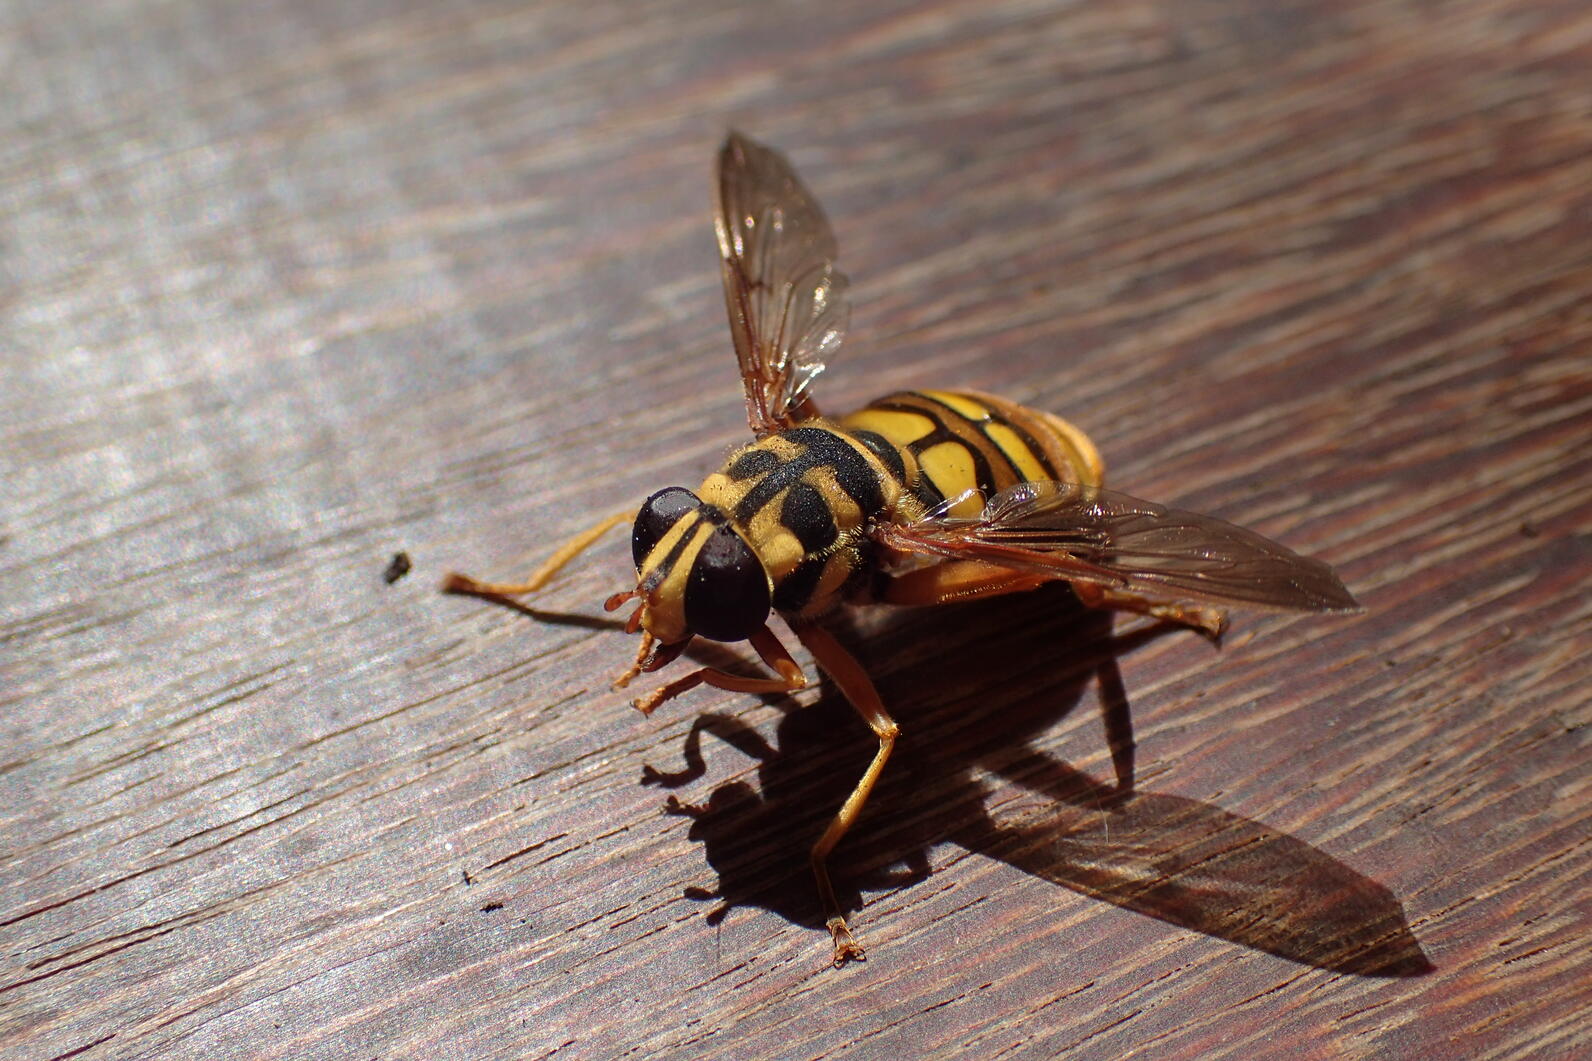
[789,622,901,966]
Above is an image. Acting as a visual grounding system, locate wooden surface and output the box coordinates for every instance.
[3,0,1589,1058]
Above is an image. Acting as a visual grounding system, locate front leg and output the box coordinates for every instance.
[634,625,807,715]
[443,511,634,596]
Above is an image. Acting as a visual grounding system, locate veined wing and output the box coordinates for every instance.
[877,481,1359,612]
[716,132,849,435]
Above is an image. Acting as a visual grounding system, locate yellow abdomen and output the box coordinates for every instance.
[839,390,1104,518]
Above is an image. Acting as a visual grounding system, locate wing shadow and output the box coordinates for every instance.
[646,583,1430,977]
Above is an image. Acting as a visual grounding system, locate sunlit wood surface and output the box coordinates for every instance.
[3,1,1588,1058]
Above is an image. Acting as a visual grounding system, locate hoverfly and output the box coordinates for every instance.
[446,132,1358,966]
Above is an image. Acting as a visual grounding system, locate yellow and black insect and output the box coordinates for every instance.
[447,133,1357,966]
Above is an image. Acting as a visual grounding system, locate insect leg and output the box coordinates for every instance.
[632,625,807,715]
[1072,582,1227,638]
[442,510,635,596]
[789,622,900,967]
[878,560,1052,606]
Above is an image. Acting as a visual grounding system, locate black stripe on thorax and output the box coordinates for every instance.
[772,555,827,612]
[732,426,886,525]
[772,531,880,616]
[780,481,839,552]
[727,448,780,481]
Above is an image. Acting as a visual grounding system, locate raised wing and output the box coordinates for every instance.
[716,132,849,435]
[877,481,1359,612]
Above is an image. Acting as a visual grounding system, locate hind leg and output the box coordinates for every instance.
[878,560,1052,606]
[1072,582,1226,638]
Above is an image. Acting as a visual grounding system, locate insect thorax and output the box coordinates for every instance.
[696,424,906,620]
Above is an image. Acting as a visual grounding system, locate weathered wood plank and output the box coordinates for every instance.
[2,0,1588,1058]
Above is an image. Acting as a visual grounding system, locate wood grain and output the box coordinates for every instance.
[2,0,1588,1058]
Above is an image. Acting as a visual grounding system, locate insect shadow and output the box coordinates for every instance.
[643,583,1431,977]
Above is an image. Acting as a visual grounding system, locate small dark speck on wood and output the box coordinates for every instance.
[383,552,413,584]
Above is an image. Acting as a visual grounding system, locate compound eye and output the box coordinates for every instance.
[632,487,701,569]
[684,524,772,643]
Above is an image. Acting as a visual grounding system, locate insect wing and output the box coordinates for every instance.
[716,132,849,435]
[880,481,1359,612]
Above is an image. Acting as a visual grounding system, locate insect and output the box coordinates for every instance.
[446,132,1358,966]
